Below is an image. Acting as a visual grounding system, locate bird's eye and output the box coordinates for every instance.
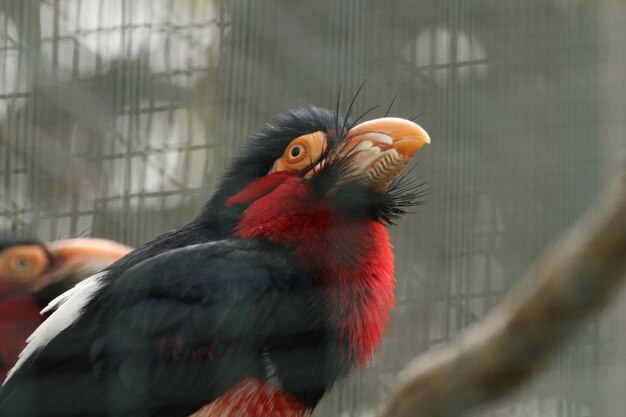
[12,257,30,271]
[0,245,49,282]
[269,131,327,175]
[290,146,302,159]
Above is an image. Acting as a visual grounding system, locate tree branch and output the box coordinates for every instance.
[377,161,626,417]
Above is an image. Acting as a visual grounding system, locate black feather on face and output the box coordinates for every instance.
[197,106,345,236]
[0,239,45,254]
[211,106,343,203]
[322,172,428,226]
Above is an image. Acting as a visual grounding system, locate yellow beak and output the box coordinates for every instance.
[338,117,431,191]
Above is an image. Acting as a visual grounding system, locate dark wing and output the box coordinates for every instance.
[0,239,331,417]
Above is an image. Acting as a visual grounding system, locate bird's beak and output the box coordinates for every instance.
[337,117,430,191]
[32,238,133,291]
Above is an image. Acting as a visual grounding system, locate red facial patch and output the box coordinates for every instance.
[189,378,307,417]
[226,171,295,208]
[235,177,396,368]
[0,280,43,378]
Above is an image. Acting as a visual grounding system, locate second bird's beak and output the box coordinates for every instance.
[337,117,430,192]
[32,238,133,291]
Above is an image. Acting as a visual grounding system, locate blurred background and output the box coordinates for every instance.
[0,0,624,416]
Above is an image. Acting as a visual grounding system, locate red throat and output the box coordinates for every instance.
[226,171,295,208]
[234,176,396,368]
[0,280,44,378]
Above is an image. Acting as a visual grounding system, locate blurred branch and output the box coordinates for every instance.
[378,160,626,417]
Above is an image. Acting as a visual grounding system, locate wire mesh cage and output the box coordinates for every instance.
[1,0,226,244]
[0,1,624,416]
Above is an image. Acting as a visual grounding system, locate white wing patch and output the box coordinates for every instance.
[3,271,108,383]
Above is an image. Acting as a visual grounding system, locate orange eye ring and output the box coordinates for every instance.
[270,131,327,174]
[0,245,50,283]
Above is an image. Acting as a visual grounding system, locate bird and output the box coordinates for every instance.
[0,238,133,380]
[0,105,430,417]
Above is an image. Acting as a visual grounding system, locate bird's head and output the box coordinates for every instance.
[0,238,132,304]
[204,106,430,239]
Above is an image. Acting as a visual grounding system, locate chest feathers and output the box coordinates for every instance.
[234,178,396,369]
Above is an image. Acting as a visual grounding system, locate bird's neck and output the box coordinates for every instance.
[234,177,396,368]
[0,279,30,298]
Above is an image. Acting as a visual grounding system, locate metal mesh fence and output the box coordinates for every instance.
[0,1,624,416]
[1,0,226,244]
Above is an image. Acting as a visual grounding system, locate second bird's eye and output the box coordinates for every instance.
[12,258,30,270]
[290,146,302,158]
